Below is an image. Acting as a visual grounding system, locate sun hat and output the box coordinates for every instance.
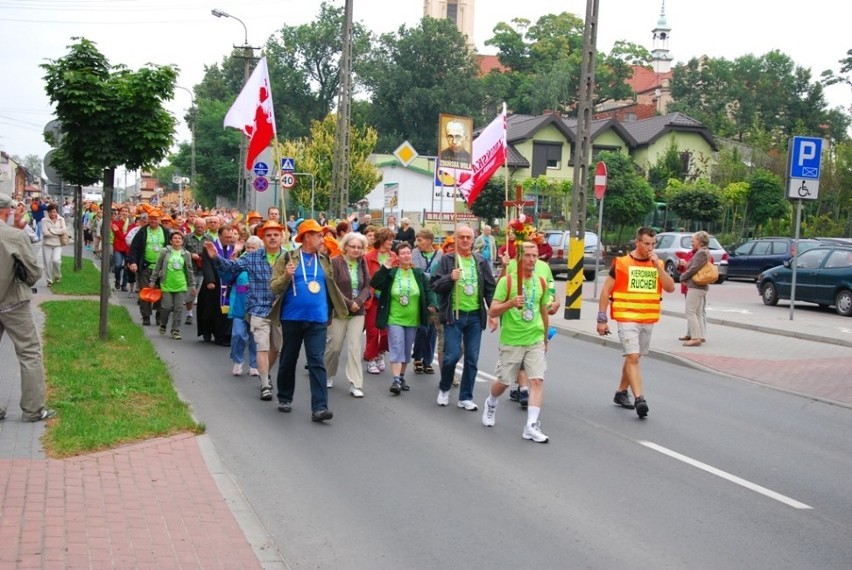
[295,219,324,243]
[257,220,286,237]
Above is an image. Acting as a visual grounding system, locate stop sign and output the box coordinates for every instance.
[594,161,607,200]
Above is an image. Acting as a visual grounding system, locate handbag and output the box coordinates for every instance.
[693,260,719,286]
[59,232,71,246]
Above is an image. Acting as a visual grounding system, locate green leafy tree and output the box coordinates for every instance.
[361,17,483,154]
[595,151,655,240]
[470,176,512,224]
[647,140,685,195]
[42,37,177,338]
[667,185,723,229]
[745,169,789,234]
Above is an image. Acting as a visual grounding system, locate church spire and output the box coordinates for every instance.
[651,0,673,73]
[423,0,475,47]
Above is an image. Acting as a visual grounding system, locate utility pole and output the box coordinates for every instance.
[564,0,600,320]
[330,0,354,218]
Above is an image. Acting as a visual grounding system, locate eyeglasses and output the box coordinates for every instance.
[457,235,473,240]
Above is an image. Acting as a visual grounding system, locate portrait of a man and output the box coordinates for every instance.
[438,114,473,171]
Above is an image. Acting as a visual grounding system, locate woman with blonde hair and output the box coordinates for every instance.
[678,231,711,346]
[40,203,68,286]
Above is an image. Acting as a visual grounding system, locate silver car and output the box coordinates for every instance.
[654,232,728,283]
[545,230,606,281]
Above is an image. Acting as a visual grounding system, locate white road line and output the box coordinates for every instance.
[432,353,497,382]
[639,441,813,510]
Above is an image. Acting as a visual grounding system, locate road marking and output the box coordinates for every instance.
[639,441,812,510]
[707,308,752,314]
[431,353,497,383]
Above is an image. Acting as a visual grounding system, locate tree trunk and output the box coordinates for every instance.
[74,185,83,271]
[99,168,115,340]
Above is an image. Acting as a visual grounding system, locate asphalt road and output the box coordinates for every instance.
[121,289,852,570]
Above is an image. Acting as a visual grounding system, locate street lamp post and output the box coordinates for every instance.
[175,86,196,198]
[211,8,256,213]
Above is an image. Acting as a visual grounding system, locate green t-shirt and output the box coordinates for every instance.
[388,268,420,327]
[456,254,480,312]
[504,259,555,303]
[161,248,188,292]
[144,227,166,264]
[494,272,547,346]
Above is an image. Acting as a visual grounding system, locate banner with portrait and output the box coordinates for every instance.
[437,114,473,171]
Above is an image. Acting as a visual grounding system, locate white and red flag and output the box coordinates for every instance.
[458,111,507,207]
[224,56,276,170]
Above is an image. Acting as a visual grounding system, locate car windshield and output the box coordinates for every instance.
[546,233,562,246]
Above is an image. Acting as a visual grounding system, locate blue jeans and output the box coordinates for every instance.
[277,320,328,412]
[230,318,257,368]
[440,311,482,402]
[113,250,128,287]
[412,322,437,366]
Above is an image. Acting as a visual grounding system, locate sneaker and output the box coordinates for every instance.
[389,380,402,395]
[367,360,381,375]
[171,330,182,340]
[377,357,386,372]
[159,325,166,335]
[523,422,550,443]
[635,396,649,419]
[613,390,635,409]
[311,408,333,422]
[142,316,151,326]
[185,315,193,325]
[509,387,520,402]
[457,400,478,411]
[518,390,529,410]
[399,379,410,391]
[260,387,273,401]
[277,401,292,412]
[327,377,334,388]
[437,390,449,406]
[23,408,56,423]
[249,367,260,377]
[232,363,243,376]
[350,386,364,398]
[482,400,496,427]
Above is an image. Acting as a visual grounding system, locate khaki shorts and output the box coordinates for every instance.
[616,322,654,356]
[494,341,546,385]
[250,314,282,353]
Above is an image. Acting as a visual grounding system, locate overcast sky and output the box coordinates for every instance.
[1,0,848,175]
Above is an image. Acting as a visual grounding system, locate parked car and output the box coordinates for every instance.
[757,245,852,316]
[816,237,852,246]
[727,237,822,281]
[545,230,605,281]
[653,232,728,283]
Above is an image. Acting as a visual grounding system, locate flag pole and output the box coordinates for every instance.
[273,140,287,229]
[502,102,509,224]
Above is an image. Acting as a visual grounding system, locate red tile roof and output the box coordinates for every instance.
[628,66,672,95]
[477,54,509,76]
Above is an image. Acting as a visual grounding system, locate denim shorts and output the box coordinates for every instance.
[387,325,417,363]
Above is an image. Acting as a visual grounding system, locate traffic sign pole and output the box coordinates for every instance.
[592,161,607,299]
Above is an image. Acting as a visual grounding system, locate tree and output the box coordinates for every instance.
[13,154,43,177]
[667,185,723,229]
[361,17,483,154]
[470,175,513,224]
[42,38,177,339]
[647,140,685,196]
[745,169,789,234]
[276,114,381,213]
[594,151,655,241]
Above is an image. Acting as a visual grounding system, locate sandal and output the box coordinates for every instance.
[423,364,435,374]
[413,360,424,374]
[678,335,691,341]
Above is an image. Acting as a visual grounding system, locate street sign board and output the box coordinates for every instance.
[253,161,269,177]
[43,149,61,184]
[593,161,608,200]
[788,178,819,200]
[393,141,418,167]
[253,176,269,192]
[280,157,296,172]
[281,173,296,189]
[789,136,822,180]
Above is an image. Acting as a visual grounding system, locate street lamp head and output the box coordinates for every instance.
[211,8,230,18]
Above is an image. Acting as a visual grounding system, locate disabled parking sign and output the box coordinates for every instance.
[787,136,822,200]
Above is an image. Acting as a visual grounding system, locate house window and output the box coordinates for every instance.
[680,151,692,177]
[532,142,563,177]
[446,1,458,23]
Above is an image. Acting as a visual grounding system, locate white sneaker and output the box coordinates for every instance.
[523,422,550,443]
[437,390,449,406]
[457,399,478,411]
[367,360,380,375]
[377,356,386,372]
[249,367,259,377]
[482,400,496,427]
[350,386,364,398]
[232,363,242,376]
[327,377,334,388]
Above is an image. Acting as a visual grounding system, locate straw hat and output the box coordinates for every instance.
[139,287,162,303]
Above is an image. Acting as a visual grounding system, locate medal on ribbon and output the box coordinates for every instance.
[308,281,321,294]
[463,284,474,295]
[399,295,410,306]
[522,308,534,322]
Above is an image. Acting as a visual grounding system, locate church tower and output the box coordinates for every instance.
[423,0,475,46]
[651,1,673,74]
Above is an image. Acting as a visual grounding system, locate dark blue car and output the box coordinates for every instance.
[728,238,822,281]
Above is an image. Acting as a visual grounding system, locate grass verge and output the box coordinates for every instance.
[40,300,202,457]
[51,255,102,295]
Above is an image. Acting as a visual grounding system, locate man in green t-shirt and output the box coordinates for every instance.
[482,242,550,443]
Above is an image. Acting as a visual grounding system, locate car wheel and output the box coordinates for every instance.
[835,289,852,317]
[584,271,595,282]
[665,261,678,280]
[761,282,779,306]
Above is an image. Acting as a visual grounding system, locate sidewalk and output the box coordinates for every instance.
[0,259,286,569]
[552,281,852,408]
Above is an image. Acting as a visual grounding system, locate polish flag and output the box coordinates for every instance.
[224,57,277,170]
[458,111,507,207]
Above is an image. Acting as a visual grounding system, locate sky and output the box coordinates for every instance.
[0,0,849,178]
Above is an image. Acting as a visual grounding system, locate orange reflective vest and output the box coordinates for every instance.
[610,255,663,324]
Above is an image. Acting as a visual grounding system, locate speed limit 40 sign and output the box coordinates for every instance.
[281,173,296,189]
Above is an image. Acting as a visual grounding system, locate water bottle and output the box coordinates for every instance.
[547,326,557,341]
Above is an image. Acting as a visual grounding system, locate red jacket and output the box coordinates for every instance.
[111,218,131,254]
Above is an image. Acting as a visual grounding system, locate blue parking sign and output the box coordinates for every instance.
[789,136,822,180]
